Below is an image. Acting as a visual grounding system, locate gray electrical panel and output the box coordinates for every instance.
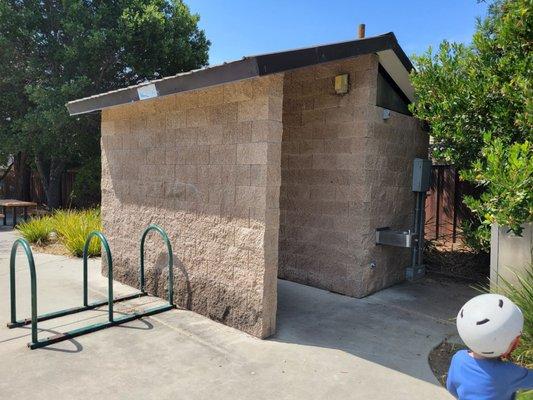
[412,158,432,192]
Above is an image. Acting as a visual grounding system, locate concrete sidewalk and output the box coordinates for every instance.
[0,226,472,399]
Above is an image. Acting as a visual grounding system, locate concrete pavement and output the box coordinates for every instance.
[0,226,473,399]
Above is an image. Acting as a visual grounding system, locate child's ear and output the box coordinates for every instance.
[502,335,521,360]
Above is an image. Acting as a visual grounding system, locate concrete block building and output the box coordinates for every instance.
[67,33,428,338]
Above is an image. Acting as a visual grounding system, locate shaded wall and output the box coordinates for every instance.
[491,223,532,289]
[278,55,428,297]
[101,75,282,338]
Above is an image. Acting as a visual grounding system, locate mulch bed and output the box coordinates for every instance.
[424,239,490,283]
[428,340,468,386]
[32,240,72,257]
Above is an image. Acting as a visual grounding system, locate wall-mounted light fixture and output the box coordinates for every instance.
[334,74,349,95]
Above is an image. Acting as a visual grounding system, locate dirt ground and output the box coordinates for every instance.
[428,340,467,386]
[424,239,490,283]
[31,240,72,256]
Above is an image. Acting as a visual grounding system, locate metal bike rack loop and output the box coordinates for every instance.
[9,238,38,345]
[7,224,175,349]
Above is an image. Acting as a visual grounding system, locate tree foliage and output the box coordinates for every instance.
[410,0,532,168]
[409,0,532,249]
[0,0,209,208]
[463,136,532,249]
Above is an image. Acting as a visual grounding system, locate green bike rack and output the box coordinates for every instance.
[9,238,38,345]
[140,224,174,306]
[7,231,146,330]
[7,224,175,350]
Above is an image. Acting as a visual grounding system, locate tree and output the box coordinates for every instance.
[0,0,209,208]
[409,0,532,250]
[0,2,33,200]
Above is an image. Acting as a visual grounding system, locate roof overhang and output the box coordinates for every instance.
[67,32,414,116]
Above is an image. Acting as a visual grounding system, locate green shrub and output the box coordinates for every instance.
[460,219,491,253]
[462,138,532,251]
[52,209,102,257]
[17,216,54,245]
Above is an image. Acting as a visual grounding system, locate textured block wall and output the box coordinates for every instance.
[100,75,283,338]
[360,101,428,296]
[279,55,428,297]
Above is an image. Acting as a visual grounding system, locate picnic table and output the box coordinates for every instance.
[0,199,37,227]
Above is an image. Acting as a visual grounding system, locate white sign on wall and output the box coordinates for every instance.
[137,84,158,100]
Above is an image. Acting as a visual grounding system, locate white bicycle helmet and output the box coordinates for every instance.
[456,293,523,357]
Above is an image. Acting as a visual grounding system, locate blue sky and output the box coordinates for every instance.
[187,1,489,65]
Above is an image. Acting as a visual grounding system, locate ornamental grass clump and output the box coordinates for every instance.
[16,216,54,245]
[494,267,533,400]
[483,265,533,371]
[494,267,533,369]
[52,209,102,257]
[17,209,102,257]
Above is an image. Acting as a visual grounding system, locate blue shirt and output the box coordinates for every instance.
[447,350,533,400]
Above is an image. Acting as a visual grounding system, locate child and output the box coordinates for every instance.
[447,293,533,399]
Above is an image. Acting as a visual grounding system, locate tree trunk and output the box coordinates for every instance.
[20,159,31,201]
[47,170,62,209]
[35,155,65,209]
[13,152,31,201]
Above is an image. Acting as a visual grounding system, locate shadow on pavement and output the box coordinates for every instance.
[272,276,475,385]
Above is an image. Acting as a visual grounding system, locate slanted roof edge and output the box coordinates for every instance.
[67,32,412,116]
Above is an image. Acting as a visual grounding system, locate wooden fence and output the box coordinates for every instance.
[0,169,76,208]
[424,164,475,243]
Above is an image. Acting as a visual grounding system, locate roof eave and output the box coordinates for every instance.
[67,32,413,116]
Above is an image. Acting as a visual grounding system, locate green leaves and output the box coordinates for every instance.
[18,209,102,257]
[409,0,532,249]
[119,0,209,81]
[0,0,209,207]
[462,138,533,237]
[410,0,532,170]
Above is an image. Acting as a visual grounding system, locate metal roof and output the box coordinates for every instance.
[66,32,413,116]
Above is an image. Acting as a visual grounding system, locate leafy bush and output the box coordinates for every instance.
[461,138,532,251]
[53,209,102,257]
[17,216,54,245]
[460,219,491,253]
[409,0,531,170]
[17,209,102,257]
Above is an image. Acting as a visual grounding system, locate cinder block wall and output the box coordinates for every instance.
[279,55,428,297]
[100,75,282,338]
[360,100,428,296]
